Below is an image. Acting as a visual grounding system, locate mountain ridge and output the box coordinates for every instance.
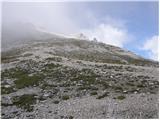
[2,34,158,67]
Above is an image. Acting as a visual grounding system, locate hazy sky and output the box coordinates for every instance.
[2,1,159,60]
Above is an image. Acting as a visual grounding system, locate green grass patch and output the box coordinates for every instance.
[44,63,61,69]
[46,57,62,62]
[14,74,44,89]
[2,68,28,79]
[61,95,70,100]
[90,91,98,96]
[42,63,62,73]
[12,94,36,112]
[116,95,126,100]
[1,86,15,94]
[71,69,98,85]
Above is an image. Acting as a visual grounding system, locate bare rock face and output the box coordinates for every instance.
[1,31,159,119]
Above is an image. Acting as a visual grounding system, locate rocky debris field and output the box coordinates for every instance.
[1,40,159,119]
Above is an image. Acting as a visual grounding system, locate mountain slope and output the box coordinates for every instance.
[1,29,159,119]
[2,35,158,67]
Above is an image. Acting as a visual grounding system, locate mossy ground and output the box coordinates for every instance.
[12,94,37,112]
[116,95,126,100]
[1,86,15,94]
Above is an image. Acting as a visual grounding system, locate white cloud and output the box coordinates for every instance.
[2,2,80,36]
[2,2,131,48]
[81,23,130,47]
[143,35,159,60]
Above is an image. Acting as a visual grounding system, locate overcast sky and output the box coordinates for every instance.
[2,1,159,60]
